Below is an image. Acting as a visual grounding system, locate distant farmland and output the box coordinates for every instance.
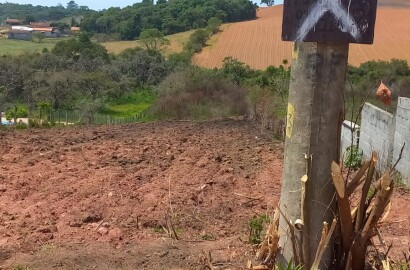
[0,30,194,57]
[0,38,66,56]
[194,4,410,69]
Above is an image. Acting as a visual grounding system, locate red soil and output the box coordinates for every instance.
[0,121,408,269]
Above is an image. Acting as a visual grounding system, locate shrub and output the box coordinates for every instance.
[15,121,28,130]
[184,29,210,54]
[152,69,249,120]
[28,118,42,128]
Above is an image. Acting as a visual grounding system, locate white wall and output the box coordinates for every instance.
[359,103,395,171]
[393,98,410,186]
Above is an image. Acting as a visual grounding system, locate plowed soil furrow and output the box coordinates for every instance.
[0,121,408,269]
[195,5,410,69]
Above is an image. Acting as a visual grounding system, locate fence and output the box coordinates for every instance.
[28,109,148,126]
[340,98,410,187]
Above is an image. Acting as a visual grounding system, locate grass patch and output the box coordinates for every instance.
[0,37,69,56]
[100,90,156,118]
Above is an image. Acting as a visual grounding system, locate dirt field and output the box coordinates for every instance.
[194,4,410,69]
[0,121,408,269]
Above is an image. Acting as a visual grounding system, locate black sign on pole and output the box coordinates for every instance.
[282,0,378,44]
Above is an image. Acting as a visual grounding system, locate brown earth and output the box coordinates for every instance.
[0,121,408,269]
[194,4,410,69]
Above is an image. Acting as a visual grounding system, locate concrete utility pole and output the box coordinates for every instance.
[279,0,378,268]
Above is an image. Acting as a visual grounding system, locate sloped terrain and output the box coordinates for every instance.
[194,4,410,69]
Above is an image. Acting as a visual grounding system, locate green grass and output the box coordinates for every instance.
[0,29,194,57]
[0,37,69,56]
[99,90,156,118]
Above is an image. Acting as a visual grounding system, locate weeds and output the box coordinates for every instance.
[277,259,303,270]
[344,145,363,169]
[394,173,410,192]
[248,214,270,245]
[12,266,29,270]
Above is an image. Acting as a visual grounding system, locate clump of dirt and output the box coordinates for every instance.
[0,120,408,269]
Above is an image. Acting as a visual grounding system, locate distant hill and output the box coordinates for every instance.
[194,3,410,69]
[0,2,93,23]
[378,0,410,7]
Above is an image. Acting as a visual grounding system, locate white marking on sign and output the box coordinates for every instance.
[295,0,361,42]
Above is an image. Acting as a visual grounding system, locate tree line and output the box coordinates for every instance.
[1,28,409,127]
[0,1,92,23]
[80,0,257,40]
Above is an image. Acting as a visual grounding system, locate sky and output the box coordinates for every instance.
[0,0,283,11]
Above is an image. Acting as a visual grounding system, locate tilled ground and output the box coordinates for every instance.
[0,120,408,269]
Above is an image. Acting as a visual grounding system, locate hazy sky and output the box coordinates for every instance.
[0,0,284,11]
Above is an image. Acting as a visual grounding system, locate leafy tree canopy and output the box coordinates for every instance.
[80,0,257,40]
[139,28,170,53]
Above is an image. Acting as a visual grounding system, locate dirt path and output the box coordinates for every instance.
[0,120,408,269]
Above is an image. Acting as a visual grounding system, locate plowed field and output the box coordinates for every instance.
[0,121,409,269]
[194,4,410,69]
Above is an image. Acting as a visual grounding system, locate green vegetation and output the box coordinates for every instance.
[0,1,92,22]
[81,0,257,40]
[248,214,270,244]
[277,259,303,270]
[2,4,410,138]
[344,145,363,170]
[0,38,67,56]
[32,32,46,43]
[260,0,275,6]
[347,59,410,119]
[12,266,29,270]
[139,28,170,54]
[394,173,410,192]
[100,90,156,118]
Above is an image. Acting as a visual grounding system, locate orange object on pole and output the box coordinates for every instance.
[376,81,392,105]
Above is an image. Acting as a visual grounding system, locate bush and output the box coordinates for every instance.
[152,68,249,120]
[28,118,42,128]
[206,17,223,34]
[184,29,210,54]
[5,105,29,120]
[15,121,28,130]
[168,51,192,68]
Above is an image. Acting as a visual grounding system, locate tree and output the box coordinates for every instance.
[24,15,36,24]
[67,0,79,10]
[71,17,77,27]
[52,35,108,60]
[32,32,46,43]
[139,28,170,54]
[221,57,252,85]
[207,17,223,34]
[260,0,274,6]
